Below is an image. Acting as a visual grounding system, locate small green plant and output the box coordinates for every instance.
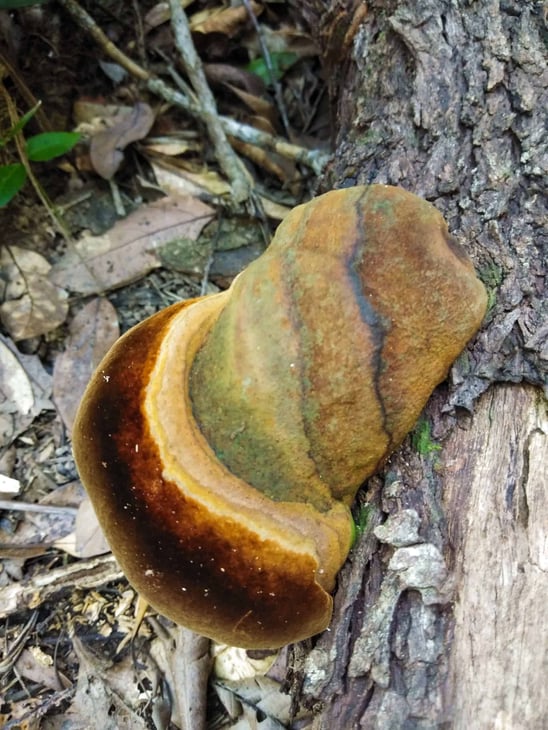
[246,52,299,85]
[479,262,504,313]
[411,416,442,456]
[0,102,80,206]
[352,502,372,544]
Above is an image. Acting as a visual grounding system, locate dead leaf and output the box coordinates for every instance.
[0,473,20,495]
[74,100,130,128]
[212,645,277,680]
[148,626,212,730]
[98,60,127,85]
[244,114,278,136]
[0,246,68,341]
[230,135,298,184]
[16,648,64,692]
[225,83,278,127]
[271,27,319,57]
[0,335,53,448]
[69,497,110,558]
[89,102,155,179]
[0,543,53,559]
[53,298,120,432]
[64,636,148,730]
[258,198,292,221]
[50,195,215,295]
[204,62,266,97]
[143,0,194,32]
[150,162,290,220]
[150,160,232,198]
[190,2,262,38]
[142,138,201,156]
[0,697,44,730]
[2,482,82,557]
[213,676,292,729]
[144,2,171,31]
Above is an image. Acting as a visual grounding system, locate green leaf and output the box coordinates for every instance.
[246,52,299,85]
[25,131,81,162]
[0,101,42,149]
[0,164,27,206]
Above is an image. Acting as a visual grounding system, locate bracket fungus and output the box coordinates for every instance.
[72,185,487,649]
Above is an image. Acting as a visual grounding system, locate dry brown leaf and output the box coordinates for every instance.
[0,543,52,560]
[244,114,278,136]
[50,195,215,295]
[0,335,53,448]
[150,161,291,220]
[63,636,148,730]
[149,626,212,730]
[53,298,120,432]
[230,136,298,184]
[16,648,65,692]
[213,645,277,680]
[190,1,262,37]
[74,100,130,128]
[143,0,194,32]
[257,198,292,221]
[244,24,319,59]
[225,83,278,127]
[213,676,292,729]
[89,101,155,179]
[3,482,83,556]
[204,62,266,97]
[0,696,44,730]
[69,497,110,558]
[0,246,69,341]
[273,26,319,56]
[142,138,201,156]
[151,160,232,198]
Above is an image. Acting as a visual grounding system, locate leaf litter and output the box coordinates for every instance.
[0,0,331,725]
[50,194,215,295]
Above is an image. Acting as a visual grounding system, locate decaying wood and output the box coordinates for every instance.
[296,1,547,727]
[0,554,122,619]
[444,385,547,729]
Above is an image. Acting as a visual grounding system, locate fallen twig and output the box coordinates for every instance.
[168,0,251,203]
[0,553,122,620]
[57,0,329,178]
[0,81,72,241]
[241,0,291,137]
[0,611,37,676]
[0,500,78,515]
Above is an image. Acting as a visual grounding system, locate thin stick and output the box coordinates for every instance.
[0,82,72,241]
[0,554,123,620]
[168,0,251,203]
[57,0,329,176]
[0,500,78,515]
[58,0,149,81]
[241,0,291,137]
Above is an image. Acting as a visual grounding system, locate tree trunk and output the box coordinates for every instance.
[293,2,547,727]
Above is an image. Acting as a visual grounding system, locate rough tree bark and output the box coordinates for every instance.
[291,2,547,728]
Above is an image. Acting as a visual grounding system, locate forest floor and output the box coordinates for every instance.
[0,2,330,727]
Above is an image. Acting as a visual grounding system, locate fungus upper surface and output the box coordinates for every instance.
[73,184,487,648]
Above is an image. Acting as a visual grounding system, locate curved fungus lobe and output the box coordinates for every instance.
[72,185,487,649]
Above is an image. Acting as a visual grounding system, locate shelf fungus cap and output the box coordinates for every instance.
[72,294,353,649]
[73,184,487,649]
